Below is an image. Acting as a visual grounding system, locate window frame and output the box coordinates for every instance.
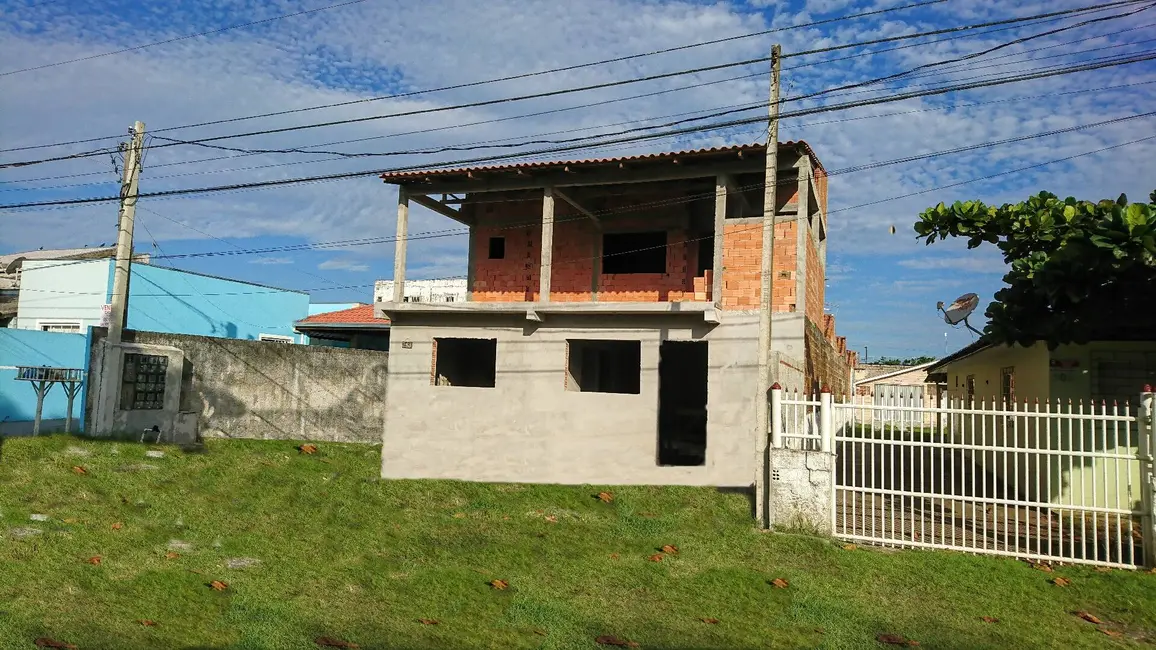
[119,352,168,411]
[36,319,83,334]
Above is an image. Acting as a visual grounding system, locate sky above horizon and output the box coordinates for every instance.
[2,0,1154,360]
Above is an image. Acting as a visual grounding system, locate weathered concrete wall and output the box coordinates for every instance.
[767,448,834,534]
[382,311,806,486]
[89,328,387,443]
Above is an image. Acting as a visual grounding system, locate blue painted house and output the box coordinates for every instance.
[12,259,309,341]
[1,258,310,433]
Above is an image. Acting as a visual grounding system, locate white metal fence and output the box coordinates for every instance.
[771,388,1156,569]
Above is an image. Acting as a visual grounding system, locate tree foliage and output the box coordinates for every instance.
[913,190,1156,349]
[875,356,937,366]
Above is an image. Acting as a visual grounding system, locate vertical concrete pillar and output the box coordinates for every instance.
[795,163,811,316]
[539,187,555,303]
[713,176,728,305]
[392,187,410,304]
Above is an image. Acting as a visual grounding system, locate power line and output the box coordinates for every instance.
[15,107,1153,277]
[20,123,1155,298]
[5,46,1153,212]
[0,0,951,153]
[15,73,1152,195]
[3,0,1141,162]
[0,0,374,78]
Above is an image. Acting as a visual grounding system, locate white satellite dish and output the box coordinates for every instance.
[937,292,982,335]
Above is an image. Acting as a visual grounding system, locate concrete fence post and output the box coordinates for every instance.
[1140,385,1155,568]
[820,387,833,453]
[770,383,783,449]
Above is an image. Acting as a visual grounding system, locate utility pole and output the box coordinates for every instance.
[754,45,781,529]
[107,121,145,344]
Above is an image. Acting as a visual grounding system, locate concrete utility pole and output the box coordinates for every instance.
[392,187,410,303]
[107,121,145,345]
[754,45,781,529]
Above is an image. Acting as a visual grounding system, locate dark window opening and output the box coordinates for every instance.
[658,341,708,466]
[433,338,497,388]
[696,235,714,275]
[603,231,666,274]
[120,353,168,410]
[488,237,506,259]
[566,339,641,394]
[965,374,976,408]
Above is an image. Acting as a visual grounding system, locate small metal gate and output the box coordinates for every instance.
[772,388,1155,569]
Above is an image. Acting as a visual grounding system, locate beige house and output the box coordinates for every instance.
[928,340,1156,406]
[928,339,1155,514]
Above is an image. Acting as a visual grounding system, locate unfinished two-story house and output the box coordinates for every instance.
[376,142,854,487]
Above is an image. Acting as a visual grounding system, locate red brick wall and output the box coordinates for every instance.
[804,318,851,396]
[468,185,802,310]
[469,200,703,302]
[805,235,824,326]
[720,220,797,311]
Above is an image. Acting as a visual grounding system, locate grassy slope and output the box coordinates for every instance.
[0,435,1153,650]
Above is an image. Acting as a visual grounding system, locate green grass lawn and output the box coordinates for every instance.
[0,435,1153,650]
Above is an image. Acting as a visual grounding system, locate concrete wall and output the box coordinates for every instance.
[126,264,309,341]
[0,328,90,433]
[14,259,111,331]
[89,328,388,443]
[382,311,805,486]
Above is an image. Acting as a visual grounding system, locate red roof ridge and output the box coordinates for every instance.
[296,303,388,325]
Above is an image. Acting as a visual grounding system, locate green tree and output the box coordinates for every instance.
[914,190,1156,349]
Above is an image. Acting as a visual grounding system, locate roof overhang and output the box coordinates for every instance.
[379,143,820,196]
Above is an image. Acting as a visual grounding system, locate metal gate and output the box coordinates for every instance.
[773,388,1155,569]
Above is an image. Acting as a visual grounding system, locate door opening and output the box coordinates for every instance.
[657,340,708,466]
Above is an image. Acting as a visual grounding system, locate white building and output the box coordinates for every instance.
[374,278,466,304]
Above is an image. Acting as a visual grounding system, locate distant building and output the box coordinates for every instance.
[13,259,308,341]
[374,278,466,304]
[1,246,129,328]
[294,304,390,350]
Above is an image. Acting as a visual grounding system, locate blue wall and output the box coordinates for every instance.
[0,328,89,428]
[126,265,310,341]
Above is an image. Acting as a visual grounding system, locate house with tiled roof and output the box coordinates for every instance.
[374,142,854,487]
[294,303,390,351]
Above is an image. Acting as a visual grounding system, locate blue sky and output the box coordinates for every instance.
[1,0,1154,360]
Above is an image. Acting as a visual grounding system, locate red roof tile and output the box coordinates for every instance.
[379,141,823,182]
[296,304,387,325]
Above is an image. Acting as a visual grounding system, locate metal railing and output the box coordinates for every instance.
[771,387,1155,568]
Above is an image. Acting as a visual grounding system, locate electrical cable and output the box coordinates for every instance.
[0,0,951,152]
[2,0,1141,160]
[5,46,1152,210]
[15,108,1152,277]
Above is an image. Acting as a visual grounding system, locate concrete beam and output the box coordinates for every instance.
[554,188,601,229]
[397,160,768,195]
[377,300,716,320]
[410,193,474,225]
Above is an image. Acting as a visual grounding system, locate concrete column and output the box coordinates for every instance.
[713,176,728,305]
[392,187,410,303]
[539,187,555,303]
[466,220,476,302]
[795,163,811,316]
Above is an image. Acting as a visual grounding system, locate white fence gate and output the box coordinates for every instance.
[771,388,1156,569]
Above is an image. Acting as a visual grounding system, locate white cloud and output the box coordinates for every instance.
[318,259,370,272]
[1,0,1153,356]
